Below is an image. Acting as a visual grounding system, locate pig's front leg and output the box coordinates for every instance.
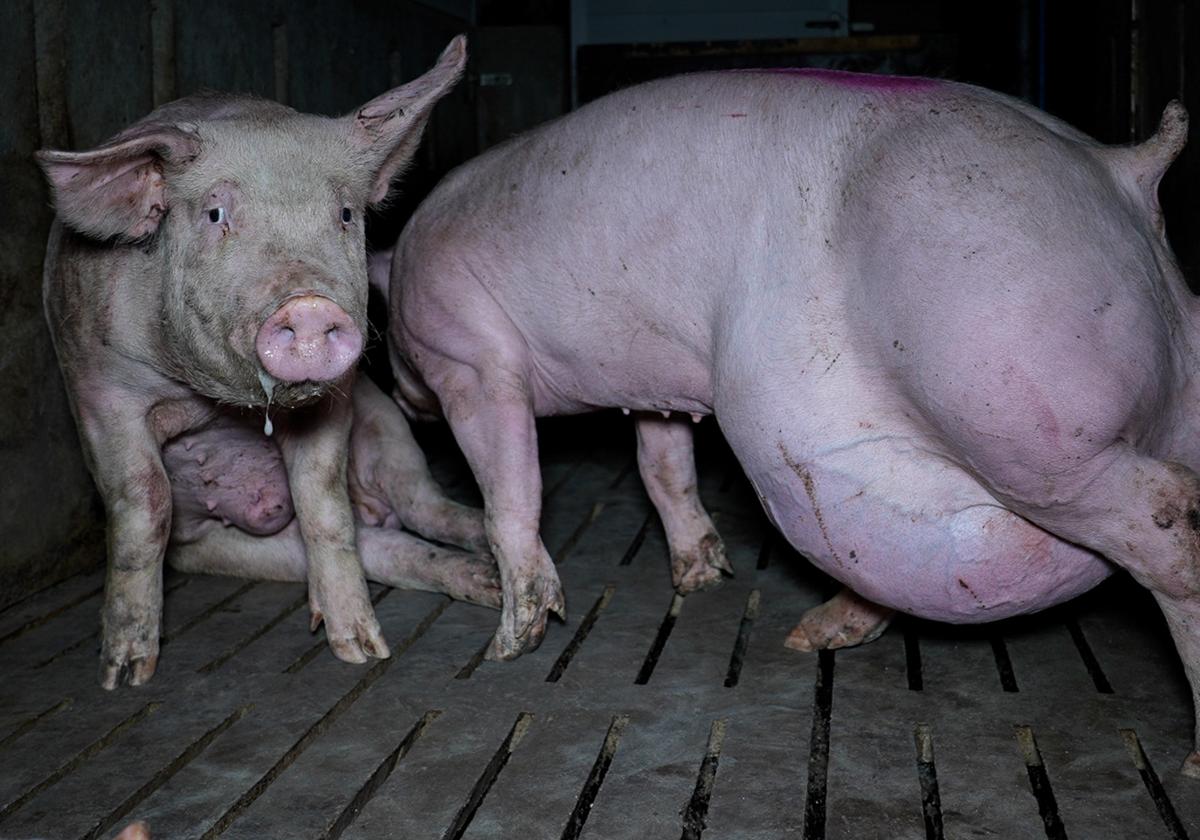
[435,366,564,660]
[75,398,173,689]
[348,375,487,553]
[276,382,389,663]
[636,414,732,593]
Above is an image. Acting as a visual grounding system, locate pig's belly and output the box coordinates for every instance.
[162,416,295,543]
[746,434,1114,622]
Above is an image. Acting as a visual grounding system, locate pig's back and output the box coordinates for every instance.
[397,71,923,409]
[395,70,1137,413]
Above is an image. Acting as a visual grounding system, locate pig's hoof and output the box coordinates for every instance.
[310,598,391,664]
[1182,751,1200,779]
[112,821,151,840]
[784,588,894,652]
[672,531,732,594]
[98,627,160,689]
[440,553,503,609]
[486,566,565,661]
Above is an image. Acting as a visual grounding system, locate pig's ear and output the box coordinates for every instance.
[349,35,467,206]
[36,124,201,242]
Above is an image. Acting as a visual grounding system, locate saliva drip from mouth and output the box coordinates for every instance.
[257,369,277,436]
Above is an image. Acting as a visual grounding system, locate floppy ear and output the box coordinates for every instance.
[348,35,468,206]
[36,123,201,242]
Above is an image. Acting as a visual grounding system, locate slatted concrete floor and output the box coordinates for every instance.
[1,418,1198,839]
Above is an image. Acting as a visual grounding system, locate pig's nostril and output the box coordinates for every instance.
[255,294,362,382]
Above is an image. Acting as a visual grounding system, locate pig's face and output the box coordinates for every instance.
[37,36,468,410]
[157,116,377,409]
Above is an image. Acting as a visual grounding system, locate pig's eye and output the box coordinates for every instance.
[341,207,353,224]
[208,207,226,224]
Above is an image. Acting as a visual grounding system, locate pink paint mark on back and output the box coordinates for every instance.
[736,67,941,92]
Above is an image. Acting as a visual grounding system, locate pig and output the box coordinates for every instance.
[37,37,477,688]
[387,68,1200,776]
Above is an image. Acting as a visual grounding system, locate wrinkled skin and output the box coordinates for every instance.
[39,37,468,687]
[390,69,1200,775]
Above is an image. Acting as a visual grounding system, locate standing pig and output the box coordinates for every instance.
[389,69,1200,775]
[38,37,471,688]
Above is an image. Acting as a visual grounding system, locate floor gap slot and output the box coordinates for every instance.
[620,514,653,566]
[1065,618,1113,693]
[162,581,259,646]
[913,724,945,840]
[323,710,441,840]
[756,534,772,570]
[547,586,616,682]
[556,502,605,562]
[0,585,104,647]
[634,594,684,685]
[1120,729,1190,840]
[0,697,72,753]
[724,590,761,687]
[560,714,629,840]
[680,719,727,840]
[1014,725,1068,839]
[0,701,161,824]
[802,649,835,840]
[81,704,251,840]
[904,628,924,691]
[441,712,534,840]
[201,601,447,837]
[990,637,1019,692]
[197,594,307,674]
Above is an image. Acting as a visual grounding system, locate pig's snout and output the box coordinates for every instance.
[255,295,362,383]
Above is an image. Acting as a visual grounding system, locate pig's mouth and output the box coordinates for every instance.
[255,372,341,411]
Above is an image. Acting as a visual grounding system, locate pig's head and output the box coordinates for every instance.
[37,37,467,409]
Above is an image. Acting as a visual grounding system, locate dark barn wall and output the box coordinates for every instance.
[0,0,476,608]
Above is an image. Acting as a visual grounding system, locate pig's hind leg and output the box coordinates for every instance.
[348,376,487,553]
[169,522,501,608]
[166,422,501,608]
[635,414,732,592]
[990,447,1200,777]
[784,587,894,652]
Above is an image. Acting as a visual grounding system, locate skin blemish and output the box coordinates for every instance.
[778,442,839,565]
[957,578,984,606]
[734,67,942,92]
[1154,512,1176,529]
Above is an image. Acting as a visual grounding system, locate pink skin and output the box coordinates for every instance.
[256,294,363,383]
[373,246,732,587]
[37,37,469,687]
[163,377,499,609]
[391,69,1200,773]
[741,67,943,91]
[111,822,150,840]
